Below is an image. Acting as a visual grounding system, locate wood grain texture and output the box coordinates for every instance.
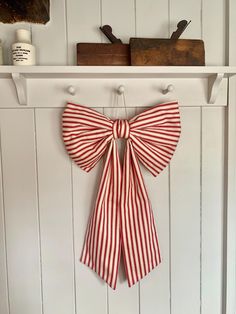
[77,43,130,66]
[0,0,49,24]
[0,109,42,314]
[130,38,205,66]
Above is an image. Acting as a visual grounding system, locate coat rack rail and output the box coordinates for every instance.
[0,66,235,106]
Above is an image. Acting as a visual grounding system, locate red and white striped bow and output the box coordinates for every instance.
[62,101,181,289]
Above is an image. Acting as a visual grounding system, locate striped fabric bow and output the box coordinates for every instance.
[62,101,181,289]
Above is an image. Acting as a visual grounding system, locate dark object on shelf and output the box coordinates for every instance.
[99,25,122,43]
[77,24,130,66]
[130,20,204,66]
[130,38,205,66]
[170,20,191,39]
[0,0,50,24]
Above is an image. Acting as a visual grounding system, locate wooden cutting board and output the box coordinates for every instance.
[130,38,205,66]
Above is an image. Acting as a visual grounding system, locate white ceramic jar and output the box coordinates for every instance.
[12,29,36,65]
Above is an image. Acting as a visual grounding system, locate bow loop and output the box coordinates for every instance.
[62,102,113,172]
[129,101,181,176]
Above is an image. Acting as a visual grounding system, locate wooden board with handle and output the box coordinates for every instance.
[130,38,205,66]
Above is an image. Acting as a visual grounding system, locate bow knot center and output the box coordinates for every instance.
[113,119,130,139]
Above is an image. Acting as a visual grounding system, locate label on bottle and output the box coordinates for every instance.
[12,43,36,65]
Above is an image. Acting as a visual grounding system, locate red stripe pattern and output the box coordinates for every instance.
[62,101,181,289]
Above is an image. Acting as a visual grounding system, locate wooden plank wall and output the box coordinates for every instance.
[0,0,230,314]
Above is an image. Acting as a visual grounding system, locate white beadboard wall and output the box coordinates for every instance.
[0,1,234,314]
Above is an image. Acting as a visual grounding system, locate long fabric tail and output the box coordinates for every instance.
[121,140,161,287]
[80,140,122,289]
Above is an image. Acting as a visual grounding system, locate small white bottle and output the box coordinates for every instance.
[12,29,36,65]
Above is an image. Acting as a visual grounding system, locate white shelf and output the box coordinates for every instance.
[0,66,236,105]
[0,65,236,78]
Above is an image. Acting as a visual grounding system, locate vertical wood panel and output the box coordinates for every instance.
[170,107,201,314]
[104,106,139,314]
[32,0,67,65]
[170,0,201,39]
[225,76,236,314]
[72,107,107,314]
[35,108,75,314]
[202,0,226,65]
[101,0,135,42]
[136,0,169,37]
[0,24,30,65]
[201,107,224,314]
[0,109,42,314]
[66,0,101,65]
[140,167,170,314]
[226,3,236,312]
[0,133,9,314]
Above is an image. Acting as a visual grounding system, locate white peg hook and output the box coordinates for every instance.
[162,84,174,94]
[67,85,76,96]
[117,85,125,95]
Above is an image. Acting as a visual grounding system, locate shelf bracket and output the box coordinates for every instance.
[11,73,27,105]
[208,73,224,104]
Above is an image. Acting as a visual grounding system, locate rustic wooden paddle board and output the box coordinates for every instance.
[130,38,205,66]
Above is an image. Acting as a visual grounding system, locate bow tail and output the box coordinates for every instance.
[121,140,162,287]
[80,140,122,289]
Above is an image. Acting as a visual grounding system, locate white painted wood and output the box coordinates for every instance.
[228,0,236,66]
[11,73,27,105]
[136,0,169,37]
[201,107,224,314]
[101,0,135,43]
[31,0,67,65]
[0,133,9,314]
[208,73,224,104]
[0,109,42,314]
[71,107,107,314]
[170,0,201,39]
[225,1,236,312]
[35,108,75,314]
[0,23,30,65]
[1,65,236,77]
[66,0,102,65]
[103,106,139,314]
[202,0,226,65]
[170,107,201,314]
[225,76,236,314]
[22,77,227,108]
[140,161,170,313]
